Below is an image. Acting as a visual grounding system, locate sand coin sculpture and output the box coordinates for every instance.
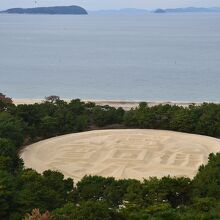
[20,129,220,182]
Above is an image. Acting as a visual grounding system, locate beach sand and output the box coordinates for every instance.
[20,129,220,182]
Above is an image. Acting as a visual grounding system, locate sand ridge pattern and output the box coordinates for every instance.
[20,129,220,182]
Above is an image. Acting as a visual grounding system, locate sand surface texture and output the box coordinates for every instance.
[20,129,220,182]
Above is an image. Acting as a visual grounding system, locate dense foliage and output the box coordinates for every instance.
[0,94,220,219]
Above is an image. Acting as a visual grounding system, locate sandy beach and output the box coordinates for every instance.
[20,129,220,182]
[13,98,218,110]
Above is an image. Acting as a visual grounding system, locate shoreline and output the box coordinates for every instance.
[13,98,220,110]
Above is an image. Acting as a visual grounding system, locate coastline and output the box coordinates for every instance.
[13,98,220,110]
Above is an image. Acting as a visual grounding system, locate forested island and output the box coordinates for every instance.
[0,5,88,15]
[0,93,220,219]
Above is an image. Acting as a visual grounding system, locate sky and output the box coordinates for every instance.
[1,0,220,11]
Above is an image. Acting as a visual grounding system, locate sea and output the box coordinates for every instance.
[0,13,220,102]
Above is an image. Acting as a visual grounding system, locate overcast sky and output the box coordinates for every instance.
[1,0,220,10]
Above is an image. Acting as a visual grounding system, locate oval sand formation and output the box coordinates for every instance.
[20,129,220,182]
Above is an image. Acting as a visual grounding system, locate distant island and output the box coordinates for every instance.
[89,7,220,14]
[3,6,219,15]
[89,8,149,14]
[154,9,166,13]
[154,7,220,13]
[0,5,88,15]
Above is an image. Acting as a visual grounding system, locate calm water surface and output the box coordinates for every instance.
[0,13,220,101]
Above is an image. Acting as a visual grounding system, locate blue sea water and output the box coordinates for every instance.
[0,13,220,101]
